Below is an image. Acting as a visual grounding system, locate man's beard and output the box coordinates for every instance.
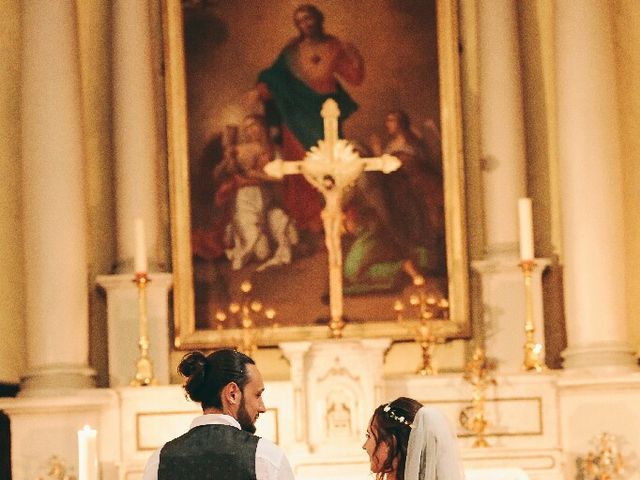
[237,396,256,433]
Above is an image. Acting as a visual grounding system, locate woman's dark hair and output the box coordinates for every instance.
[178,349,255,410]
[370,397,422,480]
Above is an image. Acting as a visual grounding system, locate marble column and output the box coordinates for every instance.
[555,1,636,370]
[112,0,160,272]
[478,0,527,256]
[473,0,548,370]
[104,1,172,385]
[21,1,95,393]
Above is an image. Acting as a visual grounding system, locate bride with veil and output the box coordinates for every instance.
[362,397,465,480]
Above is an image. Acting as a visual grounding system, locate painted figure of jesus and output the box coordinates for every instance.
[250,3,365,234]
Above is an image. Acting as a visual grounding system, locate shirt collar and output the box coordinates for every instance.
[190,413,241,430]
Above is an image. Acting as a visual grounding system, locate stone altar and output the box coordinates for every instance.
[3,339,640,480]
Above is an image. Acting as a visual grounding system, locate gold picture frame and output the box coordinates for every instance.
[163,0,469,350]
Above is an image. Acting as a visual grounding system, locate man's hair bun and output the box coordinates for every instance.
[178,351,208,402]
[177,349,256,409]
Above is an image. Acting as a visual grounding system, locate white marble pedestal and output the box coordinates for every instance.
[472,257,550,372]
[96,273,173,387]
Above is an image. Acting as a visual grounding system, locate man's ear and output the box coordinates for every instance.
[224,382,241,405]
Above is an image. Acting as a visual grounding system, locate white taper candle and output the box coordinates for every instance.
[134,218,147,274]
[78,425,98,480]
[518,198,534,261]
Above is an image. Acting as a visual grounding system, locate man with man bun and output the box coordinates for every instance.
[142,349,294,480]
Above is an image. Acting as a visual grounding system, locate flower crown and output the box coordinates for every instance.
[383,404,412,426]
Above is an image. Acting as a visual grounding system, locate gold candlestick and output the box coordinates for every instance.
[416,330,437,376]
[459,347,496,447]
[130,273,156,386]
[37,455,75,480]
[581,433,625,480]
[394,276,449,375]
[519,260,545,372]
[215,280,276,357]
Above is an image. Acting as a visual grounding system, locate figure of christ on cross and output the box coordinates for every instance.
[264,99,400,337]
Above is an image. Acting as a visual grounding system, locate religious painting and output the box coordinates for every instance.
[163,0,469,349]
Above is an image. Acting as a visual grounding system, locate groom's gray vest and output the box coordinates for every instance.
[158,424,259,480]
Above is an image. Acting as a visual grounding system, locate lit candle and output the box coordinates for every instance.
[77,425,98,480]
[134,218,147,274]
[518,197,534,261]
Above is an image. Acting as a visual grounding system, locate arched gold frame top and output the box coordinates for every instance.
[163,0,470,350]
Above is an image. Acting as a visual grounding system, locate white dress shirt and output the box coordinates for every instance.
[142,414,295,480]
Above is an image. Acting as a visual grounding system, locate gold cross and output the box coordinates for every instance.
[264,99,400,337]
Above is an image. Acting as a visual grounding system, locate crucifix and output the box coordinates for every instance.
[264,99,401,337]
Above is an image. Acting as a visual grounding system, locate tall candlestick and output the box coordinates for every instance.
[518,198,534,261]
[517,198,545,372]
[134,218,147,273]
[78,425,98,480]
[131,270,156,386]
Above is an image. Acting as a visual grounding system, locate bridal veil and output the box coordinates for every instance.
[404,406,465,480]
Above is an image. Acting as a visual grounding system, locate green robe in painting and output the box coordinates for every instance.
[257,52,358,150]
